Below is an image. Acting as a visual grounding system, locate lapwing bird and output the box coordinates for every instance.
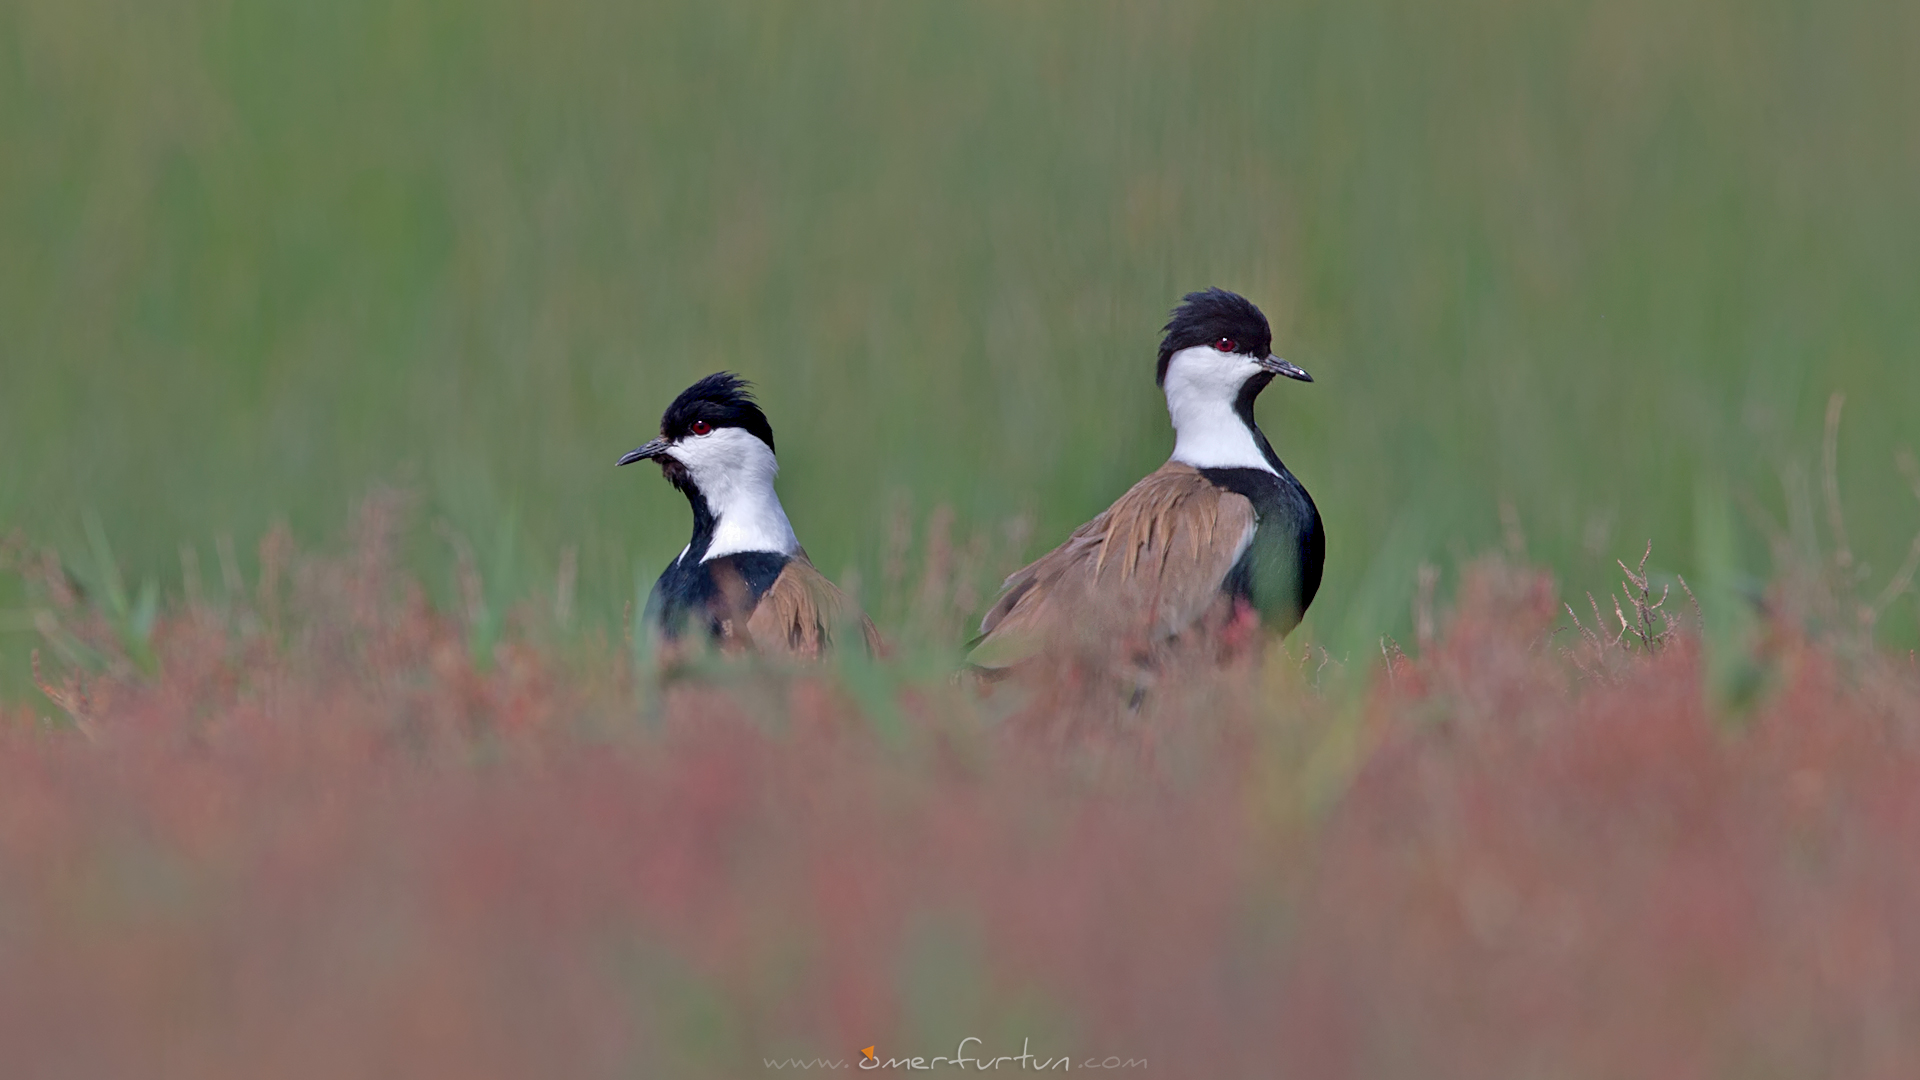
[970,288,1322,670]
[619,373,878,658]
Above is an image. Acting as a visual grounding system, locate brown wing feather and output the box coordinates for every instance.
[746,554,882,659]
[971,461,1255,667]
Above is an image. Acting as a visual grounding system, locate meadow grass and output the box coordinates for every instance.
[4,0,1920,698]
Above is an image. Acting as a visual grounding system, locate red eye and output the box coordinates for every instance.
[689,420,712,436]
[1213,337,1237,353]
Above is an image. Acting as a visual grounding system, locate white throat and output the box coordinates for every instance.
[668,428,801,561]
[1162,345,1278,474]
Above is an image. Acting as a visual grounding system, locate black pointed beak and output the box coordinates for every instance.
[617,438,671,466]
[1260,354,1312,382]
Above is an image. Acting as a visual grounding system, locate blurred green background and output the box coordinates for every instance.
[4,0,1919,692]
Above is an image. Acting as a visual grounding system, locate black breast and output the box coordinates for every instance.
[1198,466,1324,637]
[644,551,790,641]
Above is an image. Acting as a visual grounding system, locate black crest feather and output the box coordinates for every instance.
[1155,288,1274,385]
[660,372,776,452]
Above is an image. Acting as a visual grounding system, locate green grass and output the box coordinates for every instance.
[4,0,1920,695]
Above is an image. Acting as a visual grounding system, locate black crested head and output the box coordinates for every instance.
[1155,288,1274,386]
[659,372,776,452]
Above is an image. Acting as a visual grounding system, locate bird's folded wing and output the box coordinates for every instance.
[746,554,883,658]
[971,461,1255,668]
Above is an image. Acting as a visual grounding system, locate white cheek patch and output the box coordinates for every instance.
[666,428,801,559]
[669,427,772,488]
[1162,345,1277,474]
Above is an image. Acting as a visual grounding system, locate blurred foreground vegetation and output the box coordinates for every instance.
[4,0,1919,696]
[1,502,1917,1077]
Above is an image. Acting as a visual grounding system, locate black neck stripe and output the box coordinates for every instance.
[1231,370,1285,474]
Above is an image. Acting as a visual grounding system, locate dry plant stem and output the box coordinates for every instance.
[1380,636,1408,685]
[1678,575,1704,632]
[1561,542,1680,679]
[1824,392,1853,572]
[1588,592,1622,649]
[1564,603,1601,652]
[30,648,98,743]
[1615,541,1674,652]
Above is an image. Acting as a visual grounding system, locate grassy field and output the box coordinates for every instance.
[4,0,1919,689]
